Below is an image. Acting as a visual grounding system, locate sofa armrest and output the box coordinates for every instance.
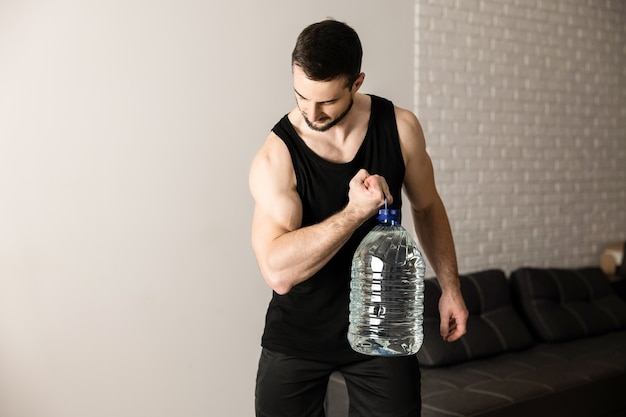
[418,269,534,367]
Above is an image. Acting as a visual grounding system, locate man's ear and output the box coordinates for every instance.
[352,72,365,92]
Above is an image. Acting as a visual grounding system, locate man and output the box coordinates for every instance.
[250,19,468,417]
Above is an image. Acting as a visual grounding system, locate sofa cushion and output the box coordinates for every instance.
[418,269,534,367]
[510,267,626,342]
[420,330,626,417]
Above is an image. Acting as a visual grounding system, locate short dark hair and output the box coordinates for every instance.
[291,19,362,87]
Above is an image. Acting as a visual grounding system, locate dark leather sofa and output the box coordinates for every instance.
[325,267,626,417]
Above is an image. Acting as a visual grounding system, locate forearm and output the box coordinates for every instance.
[411,198,460,292]
[263,205,365,294]
[252,167,389,295]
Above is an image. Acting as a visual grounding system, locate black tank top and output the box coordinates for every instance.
[261,95,406,361]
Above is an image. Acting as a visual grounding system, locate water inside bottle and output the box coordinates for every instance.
[348,225,425,356]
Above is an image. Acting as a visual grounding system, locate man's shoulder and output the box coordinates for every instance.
[249,133,295,197]
[391,104,425,158]
[367,94,417,122]
[255,131,291,162]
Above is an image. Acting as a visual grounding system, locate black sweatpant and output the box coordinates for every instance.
[255,348,421,417]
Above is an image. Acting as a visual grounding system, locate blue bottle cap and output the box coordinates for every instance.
[377,209,400,223]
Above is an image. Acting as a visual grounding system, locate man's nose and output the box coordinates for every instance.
[307,103,322,121]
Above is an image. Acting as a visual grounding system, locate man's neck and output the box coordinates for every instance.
[291,94,371,163]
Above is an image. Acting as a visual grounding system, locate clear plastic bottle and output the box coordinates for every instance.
[348,207,425,356]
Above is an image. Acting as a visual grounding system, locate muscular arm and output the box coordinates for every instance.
[249,133,391,295]
[396,107,468,342]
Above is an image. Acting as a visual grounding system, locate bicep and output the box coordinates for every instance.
[251,192,302,257]
[249,136,302,262]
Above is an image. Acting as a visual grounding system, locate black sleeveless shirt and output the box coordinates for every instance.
[261,95,406,361]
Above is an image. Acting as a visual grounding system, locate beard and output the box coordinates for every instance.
[302,98,354,132]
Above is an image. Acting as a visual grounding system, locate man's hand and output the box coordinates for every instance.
[347,169,393,220]
[438,289,468,342]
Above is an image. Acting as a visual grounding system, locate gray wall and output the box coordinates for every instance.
[0,1,414,416]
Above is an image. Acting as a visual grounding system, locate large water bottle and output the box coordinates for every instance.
[348,207,425,356]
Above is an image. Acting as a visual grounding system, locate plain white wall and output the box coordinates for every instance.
[0,1,414,416]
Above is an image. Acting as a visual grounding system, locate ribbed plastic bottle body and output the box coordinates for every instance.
[348,223,425,356]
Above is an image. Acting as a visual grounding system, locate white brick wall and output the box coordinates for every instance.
[414,0,626,275]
